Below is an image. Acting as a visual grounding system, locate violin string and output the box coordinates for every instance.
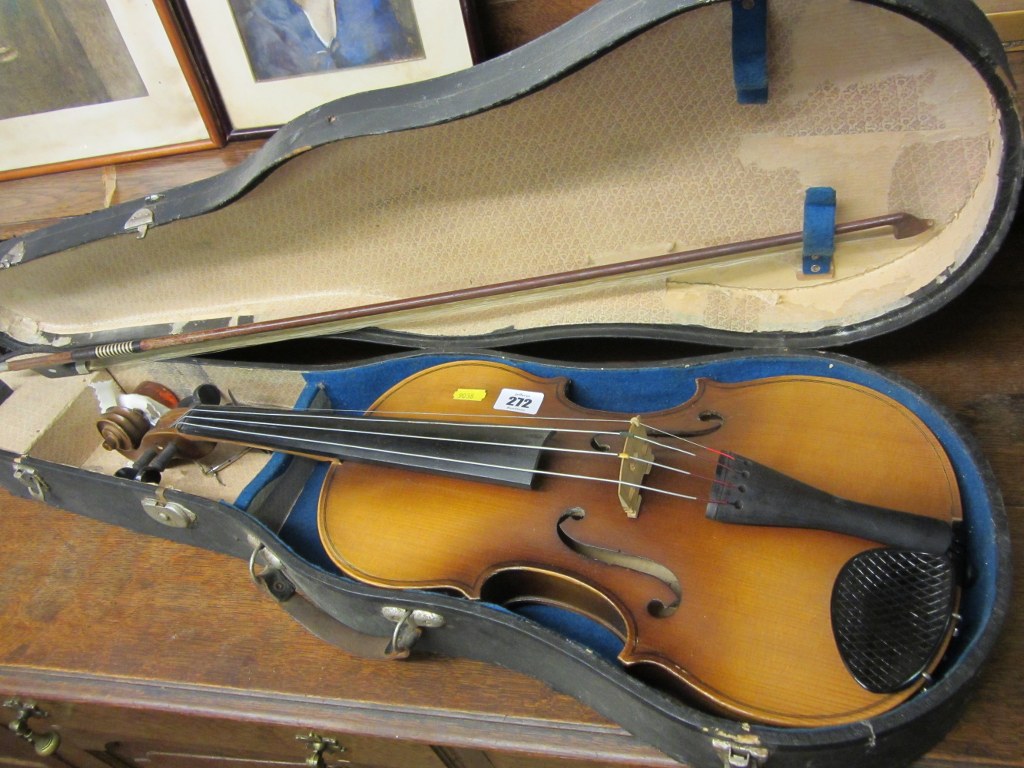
[223,405,636,424]
[631,434,697,459]
[186,407,625,439]
[174,418,709,503]
[185,406,727,461]
[644,423,734,460]
[184,413,629,466]
[183,407,729,480]
[199,405,727,457]
[179,411,725,485]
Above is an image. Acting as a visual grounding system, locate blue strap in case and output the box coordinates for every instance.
[732,0,769,104]
[803,186,837,276]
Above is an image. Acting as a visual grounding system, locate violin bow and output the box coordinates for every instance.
[1,212,930,375]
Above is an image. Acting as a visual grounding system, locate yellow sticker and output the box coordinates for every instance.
[453,388,487,402]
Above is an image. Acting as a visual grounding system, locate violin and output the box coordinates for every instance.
[98,360,961,727]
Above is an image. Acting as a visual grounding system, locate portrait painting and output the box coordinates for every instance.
[181,0,474,134]
[227,0,426,82]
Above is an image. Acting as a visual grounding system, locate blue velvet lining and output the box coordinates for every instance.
[516,604,624,659]
[731,0,769,104]
[234,379,322,510]
[802,186,837,276]
[233,353,997,681]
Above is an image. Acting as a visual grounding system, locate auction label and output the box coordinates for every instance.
[494,388,544,415]
[453,388,487,402]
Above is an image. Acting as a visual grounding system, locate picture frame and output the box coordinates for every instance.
[174,0,479,138]
[0,0,224,182]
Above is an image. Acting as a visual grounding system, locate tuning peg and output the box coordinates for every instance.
[114,447,159,481]
[137,443,180,484]
[178,384,222,408]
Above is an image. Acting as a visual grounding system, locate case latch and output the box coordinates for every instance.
[141,494,197,528]
[712,738,769,768]
[381,605,446,657]
[248,545,441,661]
[12,459,47,502]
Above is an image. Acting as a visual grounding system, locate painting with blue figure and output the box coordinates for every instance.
[228,0,425,81]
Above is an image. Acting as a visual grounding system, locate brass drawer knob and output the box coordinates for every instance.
[296,731,345,768]
[3,699,61,757]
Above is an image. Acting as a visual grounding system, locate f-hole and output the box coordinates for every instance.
[672,410,725,439]
[557,508,681,618]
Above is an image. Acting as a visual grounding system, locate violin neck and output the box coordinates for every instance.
[172,405,551,488]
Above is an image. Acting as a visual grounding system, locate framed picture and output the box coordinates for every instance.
[0,0,224,182]
[176,0,478,137]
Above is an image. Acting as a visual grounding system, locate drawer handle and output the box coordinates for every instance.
[3,699,61,757]
[296,731,345,768]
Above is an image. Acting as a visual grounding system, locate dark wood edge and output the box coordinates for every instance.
[460,0,487,65]
[0,665,676,766]
[165,0,234,143]
[153,0,226,148]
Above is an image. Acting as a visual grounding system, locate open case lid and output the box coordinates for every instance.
[0,0,1021,362]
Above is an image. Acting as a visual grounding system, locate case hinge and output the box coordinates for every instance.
[12,459,47,502]
[712,738,770,768]
[0,241,25,269]
[124,207,154,238]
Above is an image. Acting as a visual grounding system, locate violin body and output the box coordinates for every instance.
[131,359,962,726]
[315,361,962,727]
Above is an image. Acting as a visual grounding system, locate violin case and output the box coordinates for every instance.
[0,0,1018,765]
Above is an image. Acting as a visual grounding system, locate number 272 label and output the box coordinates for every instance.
[494,388,544,415]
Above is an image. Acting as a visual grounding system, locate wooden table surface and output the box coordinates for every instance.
[0,3,1022,766]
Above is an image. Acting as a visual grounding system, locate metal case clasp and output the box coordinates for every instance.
[12,459,47,502]
[712,738,769,768]
[381,605,445,657]
[142,495,196,528]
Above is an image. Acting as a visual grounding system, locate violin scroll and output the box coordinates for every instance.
[94,381,222,483]
[97,406,151,454]
[94,380,179,453]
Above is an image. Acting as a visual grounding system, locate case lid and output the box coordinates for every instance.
[0,0,1020,364]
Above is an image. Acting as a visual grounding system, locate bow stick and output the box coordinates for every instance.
[0,212,930,375]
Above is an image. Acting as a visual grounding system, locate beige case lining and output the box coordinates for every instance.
[1,363,303,502]
[0,0,1005,345]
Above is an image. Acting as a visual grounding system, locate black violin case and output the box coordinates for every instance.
[0,1,1018,766]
